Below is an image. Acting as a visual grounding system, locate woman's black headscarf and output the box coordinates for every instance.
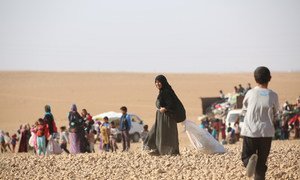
[155,75,176,109]
[155,75,173,92]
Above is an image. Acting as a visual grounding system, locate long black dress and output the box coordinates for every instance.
[145,76,180,155]
[68,111,91,153]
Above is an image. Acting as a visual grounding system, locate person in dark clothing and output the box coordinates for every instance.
[238,84,245,95]
[81,109,94,134]
[68,104,91,153]
[18,125,30,153]
[43,105,57,146]
[44,105,57,135]
[144,75,181,155]
[281,116,289,140]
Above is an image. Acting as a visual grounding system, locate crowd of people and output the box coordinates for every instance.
[200,85,300,145]
[0,104,150,155]
[1,75,182,157]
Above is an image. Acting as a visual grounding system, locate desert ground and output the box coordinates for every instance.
[0,72,300,179]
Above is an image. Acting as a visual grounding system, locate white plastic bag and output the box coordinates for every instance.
[184,120,226,154]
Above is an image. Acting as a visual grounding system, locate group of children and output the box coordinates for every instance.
[98,117,118,152]
[0,130,18,153]
[1,117,150,156]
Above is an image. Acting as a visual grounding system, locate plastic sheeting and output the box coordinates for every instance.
[184,120,226,154]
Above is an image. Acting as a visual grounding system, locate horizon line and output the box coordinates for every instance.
[0,69,299,74]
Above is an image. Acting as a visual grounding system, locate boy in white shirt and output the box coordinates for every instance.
[241,66,279,180]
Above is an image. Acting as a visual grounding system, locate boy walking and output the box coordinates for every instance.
[241,66,279,180]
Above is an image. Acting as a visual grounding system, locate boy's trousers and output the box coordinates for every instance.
[242,136,272,180]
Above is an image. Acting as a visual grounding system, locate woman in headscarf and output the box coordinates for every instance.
[18,125,30,153]
[68,104,90,154]
[44,105,57,141]
[144,75,182,155]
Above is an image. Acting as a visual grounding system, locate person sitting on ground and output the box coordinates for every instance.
[227,126,236,144]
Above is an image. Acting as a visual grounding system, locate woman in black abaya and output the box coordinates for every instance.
[144,75,180,155]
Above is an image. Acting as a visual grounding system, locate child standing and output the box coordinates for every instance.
[29,123,38,153]
[4,132,12,152]
[109,121,118,152]
[101,117,110,152]
[141,125,149,150]
[36,118,47,156]
[87,130,96,153]
[60,126,70,154]
[11,134,18,153]
[241,66,279,179]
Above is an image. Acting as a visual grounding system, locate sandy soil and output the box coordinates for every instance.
[0,140,299,180]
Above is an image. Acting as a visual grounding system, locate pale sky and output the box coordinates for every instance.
[0,0,300,73]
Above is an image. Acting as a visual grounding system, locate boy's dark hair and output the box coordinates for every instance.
[103,116,109,120]
[254,66,271,84]
[110,121,115,126]
[60,126,66,131]
[120,106,127,112]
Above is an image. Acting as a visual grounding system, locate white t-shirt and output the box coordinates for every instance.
[241,86,279,138]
